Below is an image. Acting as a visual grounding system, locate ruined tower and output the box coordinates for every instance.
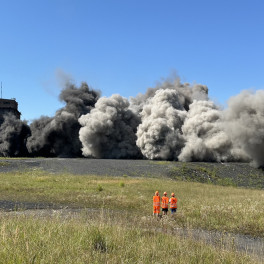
[0,98,21,124]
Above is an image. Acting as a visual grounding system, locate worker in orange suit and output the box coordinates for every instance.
[169,193,177,214]
[161,192,169,215]
[153,191,161,217]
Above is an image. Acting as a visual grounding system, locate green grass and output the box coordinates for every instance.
[0,157,31,160]
[0,213,256,264]
[0,169,264,238]
[150,160,172,165]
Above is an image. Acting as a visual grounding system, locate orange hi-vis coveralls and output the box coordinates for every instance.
[153,195,161,214]
[170,197,177,209]
[161,196,169,209]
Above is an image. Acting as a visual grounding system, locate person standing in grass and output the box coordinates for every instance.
[169,193,177,214]
[153,191,161,217]
[161,192,169,216]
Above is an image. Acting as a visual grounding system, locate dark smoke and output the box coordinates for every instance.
[0,114,30,157]
[26,82,100,157]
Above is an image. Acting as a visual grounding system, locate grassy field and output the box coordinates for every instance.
[0,213,255,264]
[0,169,263,263]
[0,169,263,237]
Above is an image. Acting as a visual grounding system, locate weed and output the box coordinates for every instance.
[97,184,103,192]
[216,178,237,187]
[90,227,107,252]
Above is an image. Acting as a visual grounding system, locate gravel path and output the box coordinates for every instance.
[0,158,168,177]
[0,200,63,211]
[171,227,264,261]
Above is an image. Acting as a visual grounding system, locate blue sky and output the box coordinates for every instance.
[1,0,264,121]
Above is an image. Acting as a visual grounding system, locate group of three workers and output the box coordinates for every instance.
[153,191,177,217]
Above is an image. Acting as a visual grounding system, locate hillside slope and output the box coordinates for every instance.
[1,158,263,189]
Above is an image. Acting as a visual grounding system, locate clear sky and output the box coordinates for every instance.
[1,0,264,121]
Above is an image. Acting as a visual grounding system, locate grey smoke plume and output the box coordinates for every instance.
[0,114,30,157]
[26,116,54,156]
[223,90,264,167]
[27,82,100,157]
[136,89,186,160]
[79,94,141,159]
[130,77,208,115]
[1,73,263,168]
[178,100,248,162]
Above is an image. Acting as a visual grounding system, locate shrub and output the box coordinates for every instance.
[97,184,103,192]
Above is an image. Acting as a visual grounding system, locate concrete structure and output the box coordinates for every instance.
[0,98,21,124]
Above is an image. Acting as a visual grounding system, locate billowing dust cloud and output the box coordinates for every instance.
[26,82,100,157]
[79,94,141,159]
[0,76,263,167]
[223,90,264,167]
[136,89,186,160]
[178,100,248,162]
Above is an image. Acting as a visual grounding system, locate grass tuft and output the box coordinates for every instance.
[97,184,103,192]
[90,227,108,252]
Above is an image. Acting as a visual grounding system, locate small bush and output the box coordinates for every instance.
[119,182,125,188]
[97,184,103,192]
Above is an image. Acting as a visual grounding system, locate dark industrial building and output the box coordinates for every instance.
[0,98,21,124]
